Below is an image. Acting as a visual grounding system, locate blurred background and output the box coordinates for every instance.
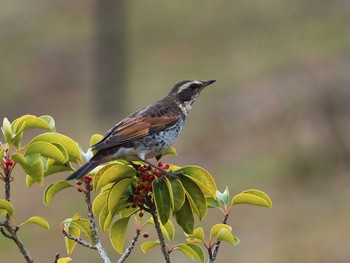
[1,1,350,262]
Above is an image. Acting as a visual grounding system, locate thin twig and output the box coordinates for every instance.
[150,206,170,263]
[117,229,141,263]
[207,213,229,263]
[0,159,34,263]
[62,228,96,250]
[84,186,111,263]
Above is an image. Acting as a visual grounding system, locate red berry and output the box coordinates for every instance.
[131,203,137,208]
[77,187,83,192]
[143,232,149,238]
[157,162,163,168]
[164,164,170,170]
[139,212,144,217]
[5,160,13,166]
[76,181,82,185]
[147,165,152,171]
[83,175,92,181]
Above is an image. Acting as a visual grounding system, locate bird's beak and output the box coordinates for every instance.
[201,79,216,88]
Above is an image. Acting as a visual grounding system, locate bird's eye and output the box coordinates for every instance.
[189,84,198,90]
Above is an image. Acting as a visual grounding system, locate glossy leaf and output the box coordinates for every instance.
[65,224,80,254]
[69,216,94,243]
[141,241,160,253]
[232,189,272,208]
[106,178,134,230]
[2,118,12,143]
[12,115,53,134]
[147,217,175,242]
[20,216,49,229]
[178,174,207,220]
[153,179,171,225]
[0,199,14,217]
[156,146,177,161]
[99,205,109,231]
[216,228,234,245]
[216,186,229,206]
[25,141,67,163]
[30,132,81,162]
[180,166,216,198]
[174,196,194,234]
[93,163,120,190]
[209,224,232,241]
[90,134,103,147]
[110,217,130,254]
[12,153,44,186]
[186,227,205,244]
[168,178,185,213]
[206,197,220,208]
[44,181,73,205]
[96,163,135,191]
[174,243,204,263]
[92,191,108,216]
[39,115,56,132]
[57,258,72,263]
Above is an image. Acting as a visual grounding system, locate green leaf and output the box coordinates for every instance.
[180,166,216,198]
[232,189,272,208]
[25,141,68,163]
[186,227,205,244]
[12,115,53,134]
[209,224,232,241]
[174,244,204,263]
[147,217,175,242]
[20,216,49,229]
[44,181,73,205]
[39,115,56,132]
[141,241,160,253]
[242,189,272,208]
[0,199,14,217]
[12,153,44,186]
[44,160,73,177]
[96,163,135,191]
[216,186,229,206]
[57,258,72,263]
[106,178,134,230]
[174,196,194,234]
[156,146,177,161]
[90,134,103,147]
[92,191,108,216]
[64,224,80,254]
[30,132,81,162]
[168,178,185,213]
[93,163,121,190]
[206,197,220,208]
[69,215,94,243]
[110,217,130,254]
[153,179,171,225]
[178,174,207,220]
[0,147,4,160]
[99,205,109,231]
[2,118,12,143]
[216,228,234,245]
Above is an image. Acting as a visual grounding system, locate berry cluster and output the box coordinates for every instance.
[131,162,170,216]
[76,175,93,193]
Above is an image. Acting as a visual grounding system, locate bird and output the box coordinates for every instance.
[66,79,216,180]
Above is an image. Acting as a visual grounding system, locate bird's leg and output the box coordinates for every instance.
[140,159,182,179]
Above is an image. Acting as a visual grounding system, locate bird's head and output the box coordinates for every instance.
[167,79,216,114]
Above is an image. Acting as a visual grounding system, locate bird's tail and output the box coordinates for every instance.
[66,160,100,181]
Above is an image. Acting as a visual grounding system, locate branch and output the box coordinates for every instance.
[0,160,34,263]
[62,228,96,250]
[207,213,229,263]
[117,229,141,263]
[84,185,111,263]
[150,206,171,263]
